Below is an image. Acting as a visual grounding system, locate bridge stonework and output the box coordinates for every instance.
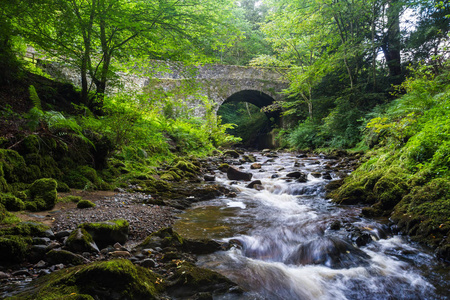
[40,61,288,117]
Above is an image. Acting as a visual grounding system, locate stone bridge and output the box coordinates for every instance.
[40,60,288,120]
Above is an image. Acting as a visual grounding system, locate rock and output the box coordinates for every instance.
[34,260,47,268]
[271,174,279,179]
[286,237,370,269]
[65,228,100,253]
[218,163,229,172]
[322,173,333,180]
[55,230,71,240]
[109,250,131,258]
[223,150,240,158]
[46,249,89,266]
[12,269,32,277]
[286,171,308,182]
[78,219,129,249]
[140,258,157,268]
[0,271,11,279]
[184,239,222,255]
[32,237,51,245]
[204,174,215,182]
[310,172,321,178]
[227,167,252,181]
[28,178,58,211]
[250,163,262,169]
[0,235,32,263]
[246,180,262,189]
[329,220,341,230]
[139,227,184,250]
[10,259,163,300]
[167,261,241,298]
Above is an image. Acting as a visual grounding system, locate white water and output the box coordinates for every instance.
[174,152,449,299]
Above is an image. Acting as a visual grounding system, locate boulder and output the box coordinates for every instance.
[246,180,262,189]
[28,178,58,211]
[78,219,129,249]
[227,167,252,181]
[65,228,99,253]
[286,171,307,182]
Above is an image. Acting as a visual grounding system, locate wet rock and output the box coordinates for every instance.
[286,171,307,180]
[227,167,252,181]
[322,172,332,180]
[46,249,89,266]
[167,261,241,298]
[271,174,279,179]
[325,179,344,193]
[250,163,262,169]
[310,172,322,178]
[139,227,184,250]
[329,220,342,230]
[184,239,222,255]
[204,174,215,182]
[286,237,370,269]
[246,180,262,189]
[32,237,51,245]
[218,163,229,172]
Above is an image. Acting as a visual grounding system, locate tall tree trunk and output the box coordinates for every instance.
[381,0,402,83]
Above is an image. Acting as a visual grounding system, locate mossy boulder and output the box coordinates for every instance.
[77,200,96,209]
[167,261,240,298]
[139,227,184,250]
[0,235,32,263]
[222,150,240,158]
[65,228,100,253]
[0,203,6,222]
[78,219,129,249]
[391,178,450,258]
[9,259,163,300]
[0,149,29,183]
[0,222,51,236]
[0,193,25,211]
[28,178,58,210]
[331,170,383,205]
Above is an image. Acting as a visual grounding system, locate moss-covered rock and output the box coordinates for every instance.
[139,227,184,250]
[77,200,96,209]
[0,193,25,211]
[9,259,163,300]
[0,149,29,183]
[0,202,7,222]
[65,228,99,253]
[167,261,240,298]
[0,222,50,236]
[78,219,129,249]
[0,235,32,263]
[29,178,58,210]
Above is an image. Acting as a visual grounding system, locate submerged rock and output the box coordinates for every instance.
[286,237,370,269]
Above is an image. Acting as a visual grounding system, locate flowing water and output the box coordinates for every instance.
[174,152,450,299]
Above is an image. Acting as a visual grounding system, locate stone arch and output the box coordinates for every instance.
[220,89,281,124]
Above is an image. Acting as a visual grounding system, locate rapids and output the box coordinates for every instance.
[174,152,450,299]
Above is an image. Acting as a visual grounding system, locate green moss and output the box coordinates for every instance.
[0,222,50,236]
[0,235,32,263]
[160,170,182,181]
[0,149,29,183]
[61,196,83,203]
[139,227,184,249]
[29,178,58,210]
[65,228,98,253]
[174,160,199,175]
[0,176,9,193]
[9,259,163,300]
[22,135,40,154]
[0,202,6,222]
[56,181,71,192]
[0,193,26,211]
[77,200,96,209]
[79,219,129,248]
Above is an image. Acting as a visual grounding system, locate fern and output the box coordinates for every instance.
[28,85,42,111]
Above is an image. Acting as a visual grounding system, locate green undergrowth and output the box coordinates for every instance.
[331,64,450,259]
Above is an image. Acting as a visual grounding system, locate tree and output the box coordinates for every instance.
[9,0,236,109]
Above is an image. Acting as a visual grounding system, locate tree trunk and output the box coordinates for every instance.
[381,0,402,83]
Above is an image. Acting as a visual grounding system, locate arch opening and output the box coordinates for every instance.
[217,90,281,149]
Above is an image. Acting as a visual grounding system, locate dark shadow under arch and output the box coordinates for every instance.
[222,90,281,125]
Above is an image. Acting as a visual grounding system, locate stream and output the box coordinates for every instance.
[174,152,450,299]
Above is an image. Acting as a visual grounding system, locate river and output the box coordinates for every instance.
[174,152,450,299]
